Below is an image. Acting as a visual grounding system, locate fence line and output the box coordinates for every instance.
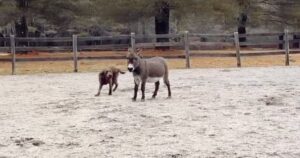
[284,29,290,66]
[234,32,241,67]
[184,31,191,68]
[10,35,16,75]
[1,30,300,74]
[72,35,78,72]
[131,32,136,52]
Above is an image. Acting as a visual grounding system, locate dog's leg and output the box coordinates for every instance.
[141,82,146,101]
[108,79,113,95]
[95,84,103,96]
[152,81,160,99]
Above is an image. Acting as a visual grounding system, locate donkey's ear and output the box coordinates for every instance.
[136,48,142,52]
[127,48,133,53]
[136,48,143,58]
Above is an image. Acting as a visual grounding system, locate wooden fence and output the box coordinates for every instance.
[1,29,300,75]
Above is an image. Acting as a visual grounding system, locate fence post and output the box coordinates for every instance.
[131,32,136,52]
[72,35,78,72]
[184,31,191,68]
[284,29,290,66]
[234,32,241,67]
[10,35,16,75]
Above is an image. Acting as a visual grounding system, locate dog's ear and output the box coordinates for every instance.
[100,71,104,76]
[100,70,108,76]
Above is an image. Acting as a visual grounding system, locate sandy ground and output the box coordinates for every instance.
[0,67,300,157]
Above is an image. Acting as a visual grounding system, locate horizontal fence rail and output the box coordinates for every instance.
[135,34,182,39]
[78,35,131,41]
[190,33,234,38]
[1,29,300,74]
[15,37,73,42]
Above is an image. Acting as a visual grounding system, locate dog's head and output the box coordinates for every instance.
[100,69,113,79]
[127,48,142,72]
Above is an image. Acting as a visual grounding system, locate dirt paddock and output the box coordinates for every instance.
[0,67,300,157]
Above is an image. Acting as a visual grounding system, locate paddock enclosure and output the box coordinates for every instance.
[0,67,300,157]
[1,30,300,75]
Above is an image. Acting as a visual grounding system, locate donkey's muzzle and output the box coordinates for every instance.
[127,64,134,72]
[128,67,133,72]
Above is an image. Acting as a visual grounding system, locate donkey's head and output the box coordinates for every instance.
[126,48,142,72]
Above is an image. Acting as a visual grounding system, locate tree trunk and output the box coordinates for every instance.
[15,0,29,52]
[0,33,4,47]
[293,34,300,49]
[15,16,28,38]
[155,1,170,50]
[237,13,247,47]
[15,0,29,37]
[279,34,284,49]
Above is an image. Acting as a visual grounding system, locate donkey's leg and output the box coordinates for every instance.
[95,84,103,96]
[164,77,171,98]
[113,74,119,91]
[152,81,160,99]
[141,82,146,101]
[133,76,141,101]
[132,83,139,101]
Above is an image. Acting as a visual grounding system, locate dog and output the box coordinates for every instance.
[95,67,125,96]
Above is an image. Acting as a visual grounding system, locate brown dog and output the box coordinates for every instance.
[95,67,125,96]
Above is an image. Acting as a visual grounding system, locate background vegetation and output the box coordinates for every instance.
[0,0,299,38]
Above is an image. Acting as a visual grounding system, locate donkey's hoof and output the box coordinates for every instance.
[95,94,100,97]
[132,98,137,102]
[108,93,112,96]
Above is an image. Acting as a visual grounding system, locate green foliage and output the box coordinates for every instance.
[91,0,210,23]
[0,0,18,25]
[218,0,300,29]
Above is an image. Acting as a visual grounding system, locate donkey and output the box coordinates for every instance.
[95,67,125,96]
[127,49,171,101]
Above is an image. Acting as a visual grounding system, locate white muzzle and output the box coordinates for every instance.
[127,64,134,72]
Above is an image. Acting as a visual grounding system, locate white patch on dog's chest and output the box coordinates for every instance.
[146,77,161,83]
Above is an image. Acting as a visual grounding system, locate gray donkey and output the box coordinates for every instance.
[127,49,171,101]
